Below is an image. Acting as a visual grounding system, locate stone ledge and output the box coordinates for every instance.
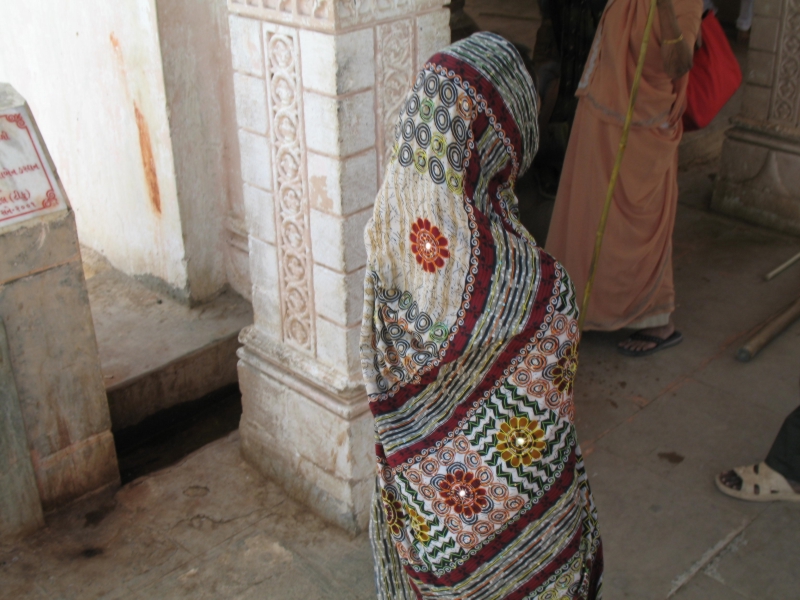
[107,334,242,430]
[712,126,800,237]
[730,116,800,149]
[238,324,368,420]
[0,210,80,287]
[85,249,253,430]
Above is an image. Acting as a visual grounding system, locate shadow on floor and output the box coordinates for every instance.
[114,385,243,485]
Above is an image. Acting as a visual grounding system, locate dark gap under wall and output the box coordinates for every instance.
[113,384,242,484]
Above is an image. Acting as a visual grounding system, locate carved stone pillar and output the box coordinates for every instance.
[712,0,800,235]
[227,0,449,532]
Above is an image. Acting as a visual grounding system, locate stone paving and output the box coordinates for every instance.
[0,432,374,600]
[2,169,800,599]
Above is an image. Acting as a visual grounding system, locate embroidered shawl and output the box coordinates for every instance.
[361,32,603,600]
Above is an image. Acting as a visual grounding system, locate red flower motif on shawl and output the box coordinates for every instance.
[410,218,450,273]
[438,470,489,518]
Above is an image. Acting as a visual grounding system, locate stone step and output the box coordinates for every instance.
[82,247,253,431]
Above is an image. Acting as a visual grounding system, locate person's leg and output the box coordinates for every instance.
[717,405,800,498]
[537,64,561,129]
[737,0,754,40]
[765,405,800,484]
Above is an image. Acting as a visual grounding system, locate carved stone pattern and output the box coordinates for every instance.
[229,0,332,29]
[771,0,800,125]
[337,0,439,27]
[228,0,439,29]
[376,20,414,174]
[266,31,315,352]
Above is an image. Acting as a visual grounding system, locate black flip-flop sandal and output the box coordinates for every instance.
[617,330,683,357]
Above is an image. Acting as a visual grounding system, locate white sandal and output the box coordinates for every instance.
[715,462,800,502]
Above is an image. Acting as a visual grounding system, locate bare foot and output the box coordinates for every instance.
[618,321,676,353]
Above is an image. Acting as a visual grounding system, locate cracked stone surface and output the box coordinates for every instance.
[0,432,375,599]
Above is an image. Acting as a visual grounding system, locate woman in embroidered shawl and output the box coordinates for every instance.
[361,32,603,600]
[546,0,702,355]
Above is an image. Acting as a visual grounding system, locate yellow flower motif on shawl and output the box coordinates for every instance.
[406,506,431,543]
[495,417,546,467]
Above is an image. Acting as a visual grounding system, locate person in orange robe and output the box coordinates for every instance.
[546,0,702,356]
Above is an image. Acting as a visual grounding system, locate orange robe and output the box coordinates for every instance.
[546,0,702,331]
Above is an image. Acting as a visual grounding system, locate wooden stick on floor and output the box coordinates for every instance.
[737,295,800,362]
[764,250,800,281]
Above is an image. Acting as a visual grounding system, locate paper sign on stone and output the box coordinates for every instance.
[0,88,67,230]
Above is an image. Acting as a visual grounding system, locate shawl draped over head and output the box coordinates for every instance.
[361,32,603,600]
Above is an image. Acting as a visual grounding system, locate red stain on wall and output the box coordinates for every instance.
[110,33,161,215]
[133,103,161,214]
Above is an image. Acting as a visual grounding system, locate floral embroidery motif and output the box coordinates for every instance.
[406,506,431,542]
[495,417,546,467]
[365,36,604,590]
[410,218,450,273]
[439,470,489,518]
[381,489,405,537]
[551,343,578,394]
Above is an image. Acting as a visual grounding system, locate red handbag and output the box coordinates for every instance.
[682,11,742,131]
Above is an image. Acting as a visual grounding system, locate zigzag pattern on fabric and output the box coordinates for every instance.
[363,31,603,600]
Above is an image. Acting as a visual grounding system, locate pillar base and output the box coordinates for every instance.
[712,121,800,237]
[237,325,373,534]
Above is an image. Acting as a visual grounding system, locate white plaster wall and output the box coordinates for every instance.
[0,0,189,293]
[0,0,243,302]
